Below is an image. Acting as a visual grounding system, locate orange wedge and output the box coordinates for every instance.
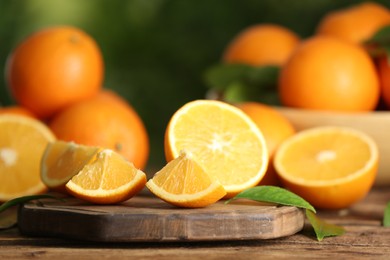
[164,100,268,198]
[0,114,56,201]
[41,141,100,192]
[65,149,147,204]
[146,150,227,208]
[274,126,378,209]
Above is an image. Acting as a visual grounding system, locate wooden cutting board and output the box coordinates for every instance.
[17,195,305,242]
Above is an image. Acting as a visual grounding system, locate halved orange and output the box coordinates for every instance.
[164,100,269,198]
[41,141,100,192]
[65,149,147,204]
[0,114,56,201]
[273,126,378,209]
[146,150,227,208]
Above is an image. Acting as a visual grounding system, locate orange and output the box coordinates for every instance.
[146,150,226,208]
[278,35,380,112]
[273,126,378,209]
[0,105,36,118]
[236,102,295,185]
[0,114,56,202]
[377,55,390,109]
[65,149,147,204]
[316,2,390,44]
[222,24,300,66]
[164,99,268,198]
[6,26,104,119]
[41,141,100,192]
[49,90,149,170]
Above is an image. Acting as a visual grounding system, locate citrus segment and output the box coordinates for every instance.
[274,126,378,209]
[164,100,268,198]
[65,149,147,204]
[146,150,226,208]
[41,141,100,192]
[0,115,56,201]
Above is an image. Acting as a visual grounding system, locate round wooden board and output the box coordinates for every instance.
[18,195,305,242]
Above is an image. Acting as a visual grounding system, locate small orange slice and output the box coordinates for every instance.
[41,141,100,192]
[65,149,147,204]
[274,126,378,209]
[146,150,227,208]
[164,100,269,198]
[0,114,56,201]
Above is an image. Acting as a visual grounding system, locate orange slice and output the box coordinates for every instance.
[146,150,227,207]
[41,141,100,192]
[65,149,147,204]
[164,100,268,198]
[0,114,56,201]
[274,126,378,209]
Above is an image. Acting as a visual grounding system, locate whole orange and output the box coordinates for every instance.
[278,36,379,111]
[6,26,104,119]
[49,90,149,170]
[236,102,295,185]
[0,105,36,118]
[316,2,390,44]
[222,24,300,66]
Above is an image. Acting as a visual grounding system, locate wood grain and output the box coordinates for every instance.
[2,188,390,258]
[17,196,304,242]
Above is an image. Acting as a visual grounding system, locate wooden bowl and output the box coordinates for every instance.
[276,107,390,186]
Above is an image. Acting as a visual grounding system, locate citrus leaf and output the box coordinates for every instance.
[0,194,62,214]
[306,209,345,241]
[366,25,390,45]
[0,206,17,230]
[204,63,253,91]
[383,202,390,227]
[203,63,280,104]
[226,185,316,213]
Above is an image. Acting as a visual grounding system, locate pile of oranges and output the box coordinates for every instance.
[2,26,149,170]
[222,1,390,112]
[0,26,149,203]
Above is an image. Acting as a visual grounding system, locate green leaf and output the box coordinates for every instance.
[364,25,390,59]
[226,185,316,213]
[203,63,281,105]
[0,194,64,230]
[204,63,253,91]
[306,209,345,241]
[383,202,390,227]
[0,194,62,213]
[366,25,390,46]
[0,206,17,230]
[227,186,346,241]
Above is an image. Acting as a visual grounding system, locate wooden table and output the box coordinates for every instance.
[1,187,390,259]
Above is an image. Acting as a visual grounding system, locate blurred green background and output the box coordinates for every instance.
[1,0,389,172]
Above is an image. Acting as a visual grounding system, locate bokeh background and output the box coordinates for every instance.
[1,0,389,171]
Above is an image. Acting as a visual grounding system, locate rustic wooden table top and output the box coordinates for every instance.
[1,187,390,259]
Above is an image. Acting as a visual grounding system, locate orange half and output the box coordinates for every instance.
[164,100,269,198]
[274,126,378,209]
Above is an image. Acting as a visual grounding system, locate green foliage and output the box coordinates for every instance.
[204,63,280,104]
[227,186,345,241]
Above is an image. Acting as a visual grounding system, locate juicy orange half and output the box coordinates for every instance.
[41,141,100,192]
[65,149,147,204]
[146,150,227,208]
[0,114,55,201]
[274,126,378,209]
[164,100,269,198]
